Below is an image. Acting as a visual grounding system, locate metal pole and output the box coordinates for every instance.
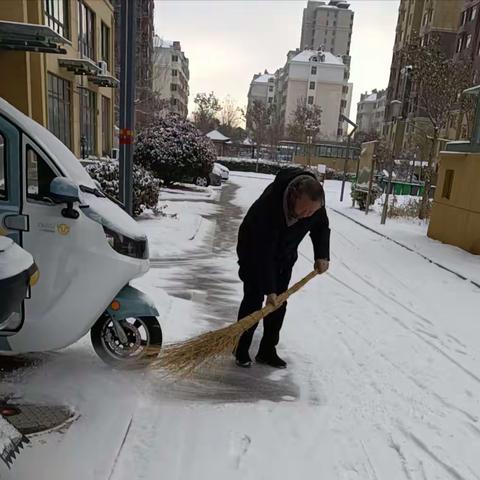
[339,114,357,202]
[339,134,351,201]
[380,153,394,224]
[119,0,137,216]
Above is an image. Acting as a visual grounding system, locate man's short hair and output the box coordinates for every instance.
[288,175,325,206]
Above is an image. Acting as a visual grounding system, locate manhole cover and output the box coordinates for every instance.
[2,403,75,435]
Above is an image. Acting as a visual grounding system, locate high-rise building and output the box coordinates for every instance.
[113,0,154,128]
[279,48,347,141]
[300,0,353,58]
[0,0,117,158]
[247,72,276,106]
[152,37,190,118]
[299,0,354,132]
[384,0,463,155]
[454,1,480,75]
[356,89,387,137]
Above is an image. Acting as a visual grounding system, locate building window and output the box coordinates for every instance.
[172,69,178,76]
[342,85,349,94]
[79,89,97,157]
[466,34,472,48]
[309,81,315,90]
[101,23,110,69]
[461,10,467,26]
[172,55,178,62]
[341,99,347,108]
[442,169,454,199]
[47,73,71,149]
[0,133,6,200]
[172,98,178,106]
[101,96,111,156]
[78,0,95,61]
[307,96,314,105]
[268,97,273,104]
[269,85,274,92]
[171,83,178,91]
[457,36,463,53]
[311,66,317,75]
[44,0,69,38]
[26,148,56,202]
[472,6,477,21]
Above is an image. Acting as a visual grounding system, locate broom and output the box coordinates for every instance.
[147,269,319,377]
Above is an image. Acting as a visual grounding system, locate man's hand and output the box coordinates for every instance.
[266,293,279,307]
[314,259,329,274]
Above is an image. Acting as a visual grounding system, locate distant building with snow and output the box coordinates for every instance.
[356,89,386,137]
[152,36,190,118]
[278,48,348,141]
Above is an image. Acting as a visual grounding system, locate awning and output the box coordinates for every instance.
[58,57,100,75]
[88,74,119,88]
[0,20,70,54]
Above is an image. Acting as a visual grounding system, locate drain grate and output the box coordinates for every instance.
[2,403,75,435]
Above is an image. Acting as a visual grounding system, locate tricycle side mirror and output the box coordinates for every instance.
[49,177,80,219]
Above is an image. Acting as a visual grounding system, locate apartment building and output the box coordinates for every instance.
[152,37,190,118]
[0,0,117,158]
[356,89,386,137]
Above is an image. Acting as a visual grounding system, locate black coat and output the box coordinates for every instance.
[236,168,330,294]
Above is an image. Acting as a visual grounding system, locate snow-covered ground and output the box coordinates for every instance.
[3,174,480,480]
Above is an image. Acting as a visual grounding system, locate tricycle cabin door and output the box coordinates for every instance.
[0,114,25,332]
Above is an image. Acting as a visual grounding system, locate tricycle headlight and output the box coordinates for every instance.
[103,227,148,259]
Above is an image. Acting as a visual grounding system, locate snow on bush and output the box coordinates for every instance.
[86,161,161,216]
[135,113,216,185]
[215,157,294,175]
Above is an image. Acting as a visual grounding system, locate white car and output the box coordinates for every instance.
[214,162,230,181]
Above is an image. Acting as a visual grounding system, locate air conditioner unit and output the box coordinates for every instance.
[98,61,108,76]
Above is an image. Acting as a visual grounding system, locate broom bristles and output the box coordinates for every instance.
[147,270,319,377]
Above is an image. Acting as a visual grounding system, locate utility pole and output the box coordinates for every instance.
[339,114,358,202]
[118,0,137,216]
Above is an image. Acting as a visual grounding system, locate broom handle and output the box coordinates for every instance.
[242,269,319,324]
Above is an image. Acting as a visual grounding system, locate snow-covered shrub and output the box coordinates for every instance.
[214,157,292,175]
[135,113,216,185]
[86,161,161,216]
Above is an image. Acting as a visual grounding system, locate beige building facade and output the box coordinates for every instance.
[152,36,190,118]
[0,0,117,158]
[281,49,346,141]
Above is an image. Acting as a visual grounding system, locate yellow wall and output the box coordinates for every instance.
[0,0,115,158]
[428,151,480,254]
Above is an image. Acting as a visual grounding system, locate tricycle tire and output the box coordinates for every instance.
[91,315,162,369]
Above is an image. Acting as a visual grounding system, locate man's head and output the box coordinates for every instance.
[287,175,325,219]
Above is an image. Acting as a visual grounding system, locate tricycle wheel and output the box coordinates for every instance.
[91,315,162,369]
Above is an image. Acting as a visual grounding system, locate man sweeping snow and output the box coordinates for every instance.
[234,168,330,368]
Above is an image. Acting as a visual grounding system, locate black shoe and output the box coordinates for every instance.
[234,351,252,368]
[255,351,287,369]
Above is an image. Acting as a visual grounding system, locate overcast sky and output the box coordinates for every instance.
[153,0,400,123]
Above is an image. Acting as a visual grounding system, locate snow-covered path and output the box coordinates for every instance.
[114,173,480,480]
[4,173,480,479]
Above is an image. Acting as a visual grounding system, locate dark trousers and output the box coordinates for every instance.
[235,265,293,358]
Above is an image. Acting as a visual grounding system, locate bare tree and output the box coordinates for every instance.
[267,102,284,161]
[219,95,241,133]
[405,40,473,219]
[192,92,221,133]
[287,100,322,143]
[245,99,271,171]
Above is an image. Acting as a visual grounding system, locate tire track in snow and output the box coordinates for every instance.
[299,246,480,388]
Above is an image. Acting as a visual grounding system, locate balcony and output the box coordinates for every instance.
[0,20,70,54]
